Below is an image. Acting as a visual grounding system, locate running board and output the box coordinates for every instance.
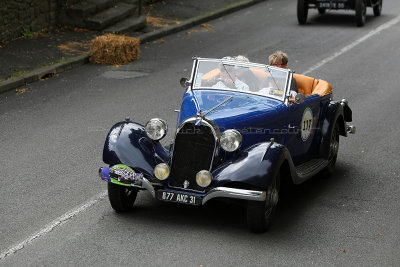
[294,158,329,181]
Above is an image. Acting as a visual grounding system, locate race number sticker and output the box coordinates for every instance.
[301,107,313,141]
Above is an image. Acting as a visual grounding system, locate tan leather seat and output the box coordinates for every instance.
[293,73,316,96]
[293,74,332,97]
[312,79,332,96]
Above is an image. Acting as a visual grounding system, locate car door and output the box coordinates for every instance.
[283,95,321,165]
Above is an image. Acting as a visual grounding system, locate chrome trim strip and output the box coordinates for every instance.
[141,177,155,197]
[176,117,221,142]
[202,187,266,204]
[346,124,356,134]
[188,58,198,89]
[284,71,293,106]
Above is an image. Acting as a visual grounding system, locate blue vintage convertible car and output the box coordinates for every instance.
[99,57,355,232]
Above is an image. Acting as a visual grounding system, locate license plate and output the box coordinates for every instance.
[317,1,346,9]
[156,190,202,205]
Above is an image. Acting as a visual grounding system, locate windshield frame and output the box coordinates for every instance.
[190,58,291,102]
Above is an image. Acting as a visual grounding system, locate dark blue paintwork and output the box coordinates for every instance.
[102,86,349,190]
[103,121,169,182]
[178,89,345,165]
[102,54,353,197]
[180,90,287,148]
[211,142,286,190]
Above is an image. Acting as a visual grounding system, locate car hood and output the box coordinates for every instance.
[179,90,285,146]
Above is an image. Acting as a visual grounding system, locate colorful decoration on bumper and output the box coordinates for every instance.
[99,165,144,186]
[100,167,111,182]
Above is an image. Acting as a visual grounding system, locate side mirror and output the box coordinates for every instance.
[180,77,191,88]
[295,93,305,104]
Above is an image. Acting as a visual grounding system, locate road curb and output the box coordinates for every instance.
[139,0,265,43]
[0,0,265,94]
[0,54,90,94]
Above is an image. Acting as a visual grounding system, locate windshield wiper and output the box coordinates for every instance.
[222,63,236,87]
[202,96,233,117]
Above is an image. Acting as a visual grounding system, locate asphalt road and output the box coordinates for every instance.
[1,0,400,266]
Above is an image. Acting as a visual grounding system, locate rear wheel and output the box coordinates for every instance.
[318,8,326,15]
[355,0,367,27]
[373,0,382,16]
[247,173,280,233]
[108,183,138,212]
[322,123,339,178]
[297,0,309,25]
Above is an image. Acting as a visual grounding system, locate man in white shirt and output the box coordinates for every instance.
[212,58,250,91]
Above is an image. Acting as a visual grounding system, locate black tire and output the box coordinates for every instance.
[108,183,138,212]
[373,0,382,16]
[297,0,309,25]
[355,0,367,27]
[322,123,339,178]
[318,8,326,15]
[247,173,280,233]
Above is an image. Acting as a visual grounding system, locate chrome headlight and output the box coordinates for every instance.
[220,129,242,152]
[154,163,170,180]
[196,170,212,187]
[145,118,168,141]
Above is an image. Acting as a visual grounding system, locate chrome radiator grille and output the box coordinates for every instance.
[169,122,216,192]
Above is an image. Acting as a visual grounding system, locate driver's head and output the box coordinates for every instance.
[234,55,249,62]
[269,51,288,69]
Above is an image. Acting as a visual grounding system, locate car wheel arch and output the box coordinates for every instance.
[211,142,288,191]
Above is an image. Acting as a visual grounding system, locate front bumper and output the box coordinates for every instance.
[99,166,266,204]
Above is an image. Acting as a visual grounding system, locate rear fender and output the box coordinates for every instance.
[319,101,347,158]
[211,142,287,191]
[103,121,170,181]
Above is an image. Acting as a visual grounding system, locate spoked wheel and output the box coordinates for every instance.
[297,0,309,25]
[322,123,339,178]
[373,0,382,16]
[108,183,138,212]
[318,8,326,15]
[355,0,367,27]
[247,173,280,233]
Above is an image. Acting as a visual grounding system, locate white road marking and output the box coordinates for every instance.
[302,15,400,75]
[2,14,400,264]
[0,190,107,261]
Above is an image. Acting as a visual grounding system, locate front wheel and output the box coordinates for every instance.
[108,183,138,212]
[247,173,280,233]
[373,0,382,16]
[355,0,367,27]
[297,0,309,25]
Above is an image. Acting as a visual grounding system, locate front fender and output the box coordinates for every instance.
[211,142,287,191]
[103,121,170,181]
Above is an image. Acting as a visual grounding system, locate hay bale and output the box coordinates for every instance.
[90,34,140,65]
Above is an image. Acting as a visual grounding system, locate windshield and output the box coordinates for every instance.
[192,58,290,101]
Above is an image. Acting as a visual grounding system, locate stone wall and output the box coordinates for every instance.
[0,0,160,44]
[0,0,60,43]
